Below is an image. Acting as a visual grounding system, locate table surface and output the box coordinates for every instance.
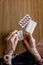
[0,0,43,58]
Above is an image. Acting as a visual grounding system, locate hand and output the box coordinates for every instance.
[5,30,18,55]
[23,33,36,50]
[4,30,18,65]
[23,32,41,61]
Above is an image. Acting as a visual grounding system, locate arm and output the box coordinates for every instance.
[4,30,18,65]
[23,33,41,61]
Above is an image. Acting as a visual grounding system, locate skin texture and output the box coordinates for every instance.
[4,30,18,65]
[23,33,43,65]
[5,30,18,55]
[4,31,43,65]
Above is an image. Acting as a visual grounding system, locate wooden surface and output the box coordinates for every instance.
[0,0,43,58]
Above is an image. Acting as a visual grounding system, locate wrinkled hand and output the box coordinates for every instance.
[4,30,18,65]
[23,33,41,62]
[5,30,18,55]
[23,33,36,50]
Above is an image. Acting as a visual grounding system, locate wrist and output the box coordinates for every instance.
[4,54,12,65]
[32,48,41,61]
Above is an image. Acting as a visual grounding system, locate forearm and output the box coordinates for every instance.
[31,41,41,61]
[4,45,14,64]
[31,47,41,61]
[26,42,41,61]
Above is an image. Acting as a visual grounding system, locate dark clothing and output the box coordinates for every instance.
[0,51,40,65]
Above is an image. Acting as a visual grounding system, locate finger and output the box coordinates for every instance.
[23,39,28,44]
[24,33,32,43]
[30,34,35,41]
[23,39,31,50]
[6,30,17,40]
[10,34,18,43]
[23,39,28,46]
[28,34,34,43]
[8,30,17,40]
[24,33,35,48]
[28,34,36,48]
[14,35,18,44]
[10,34,18,51]
[30,34,36,43]
[24,33,31,41]
[24,33,30,38]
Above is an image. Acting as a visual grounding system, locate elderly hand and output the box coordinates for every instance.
[23,33,41,62]
[4,30,18,65]
[5,30,18,55]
